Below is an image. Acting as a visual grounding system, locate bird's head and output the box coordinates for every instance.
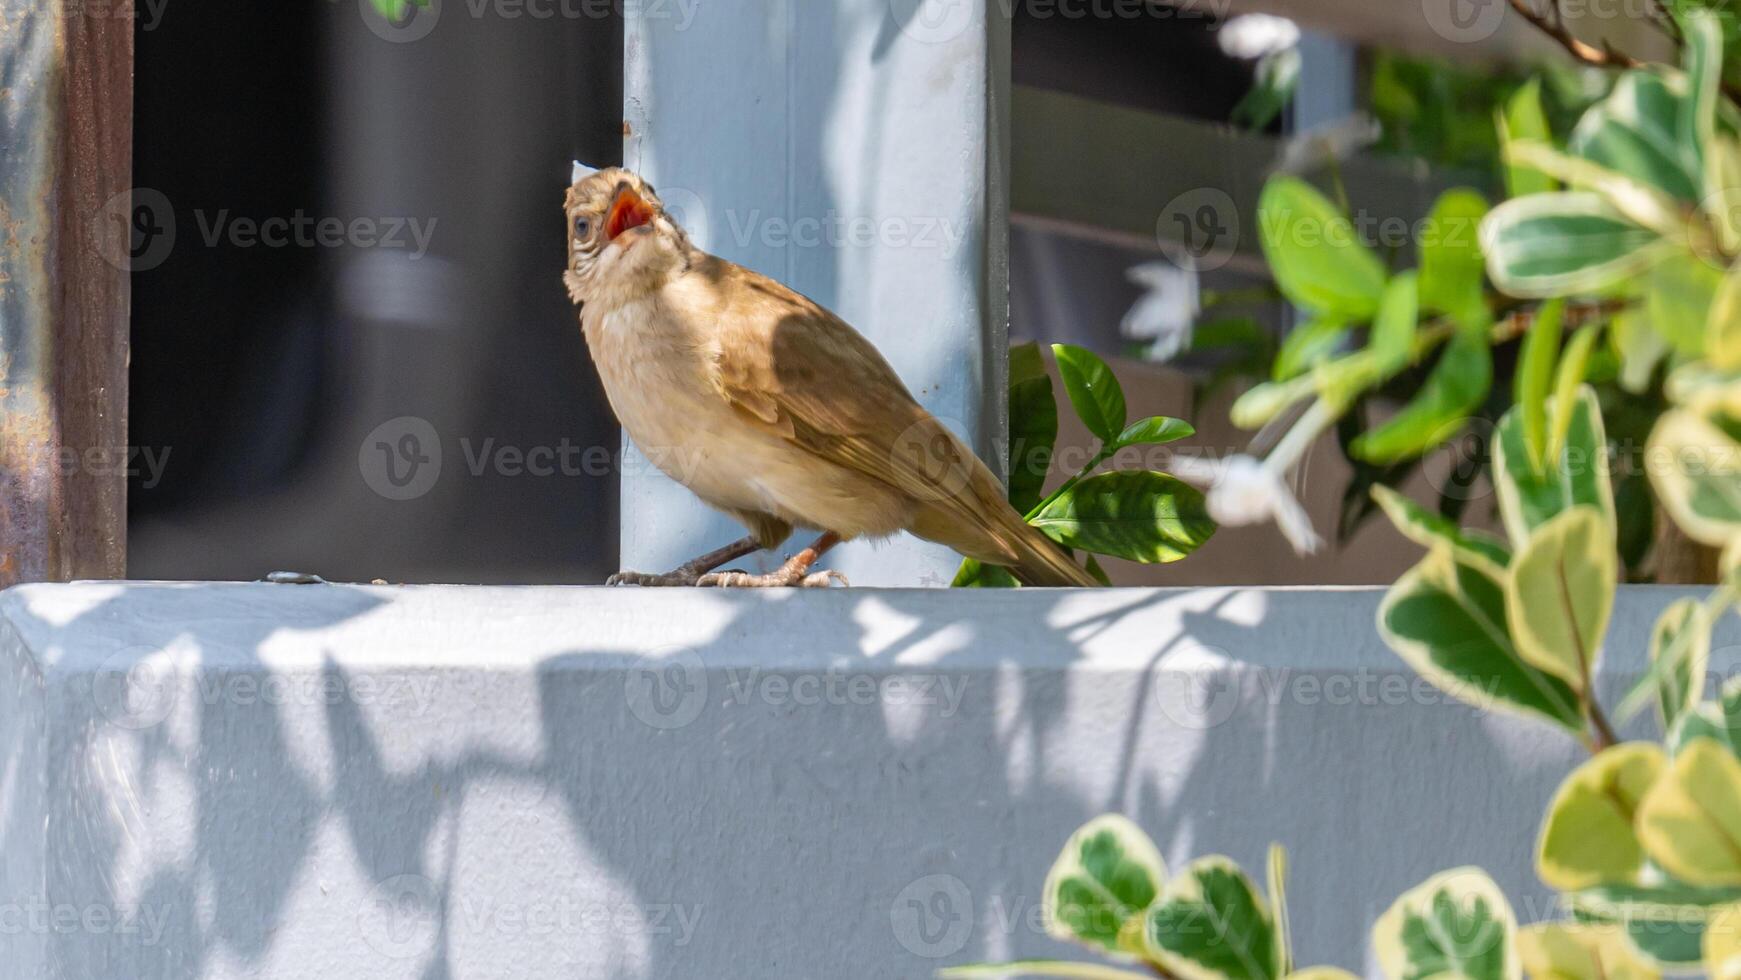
[563,164,691,306]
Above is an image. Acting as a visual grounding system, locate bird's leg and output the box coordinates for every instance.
[699,531,847,589]
[606,535,765,587]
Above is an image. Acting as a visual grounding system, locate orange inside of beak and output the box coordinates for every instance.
[606,189,656,241]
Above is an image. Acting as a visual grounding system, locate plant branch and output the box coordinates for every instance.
[1507,0,1642,71]
[1508,0,1741,103]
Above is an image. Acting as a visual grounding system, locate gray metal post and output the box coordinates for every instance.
[620,0,1010,587]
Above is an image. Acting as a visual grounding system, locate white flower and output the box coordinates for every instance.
[1121,258,1199,363]
[1217,14,1300,60]
[1171,454,1323,556]
[1274,114,1381,175]
[1170,398,1338,556]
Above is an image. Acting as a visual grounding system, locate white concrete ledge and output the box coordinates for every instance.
[0,583,1716,978]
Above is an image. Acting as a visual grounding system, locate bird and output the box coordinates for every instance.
[563,163,1096,588]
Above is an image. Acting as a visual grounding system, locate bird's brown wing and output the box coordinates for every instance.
[708,267,1021,565]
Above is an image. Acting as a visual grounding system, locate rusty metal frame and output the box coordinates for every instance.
[0,0,132,586]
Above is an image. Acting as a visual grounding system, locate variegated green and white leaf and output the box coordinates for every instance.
[1504,506,1616,693]
[1493,386,1616,547]
[1537,743,1666,891]
[1143,857,1281,980]
[1373,867,1519,980]
[1378,546,1583,732]
[1043,814,1167,958]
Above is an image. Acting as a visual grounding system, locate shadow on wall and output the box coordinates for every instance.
[0,576,1609,978]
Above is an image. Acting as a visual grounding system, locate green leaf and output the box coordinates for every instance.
[1257,177,1388,319]
[1481,192,1673,298]
[1502,79,1555,199]
[1009,343,1059,515]
[1638,738,1741,887]
[1569,72,1702,203]
[1647,409,1741,547]
[1707,263,1741,372]
[1053,344,1127,444]
[1267,844,1291,977]
[1115,416,1194,449]
[1516,299,1564,471]
[1378,546,1584,731]
[1651,599,1712,735]
[953,558,1019,589]
[1230,374,1317,430]
[1706,903,1741,980]
[1042,814,1167,958]
[1418,189,1491,332]
[1516,922,1662,980]
[1493,386,1616,547]
[1030,471,1215,564]
[1647,257,1722,357]
[1504,505,1616,693]
[1549,326,1601,462]
[1569,880,1741,970]
[1143,857,1281,980]
[1669,679,1741,757]
[1372,868,1519,980]
[1684,12,1722,176]
[1704,136,1741,256]
[1273,319,1348,381]
[1367,272,1420,375]
[1351,331,1491,464]
[1371,485,1511,566]
[1231,47,1300,131]
[1537,743,1667,890]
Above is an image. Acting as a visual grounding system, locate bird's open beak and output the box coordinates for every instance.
[606,187,656,241]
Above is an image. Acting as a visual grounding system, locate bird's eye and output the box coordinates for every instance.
[573,216,591,239]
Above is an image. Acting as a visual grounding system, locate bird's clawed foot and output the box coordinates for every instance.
[698,567,847,588]
[698,548,848,589]
[605,532,846,588]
